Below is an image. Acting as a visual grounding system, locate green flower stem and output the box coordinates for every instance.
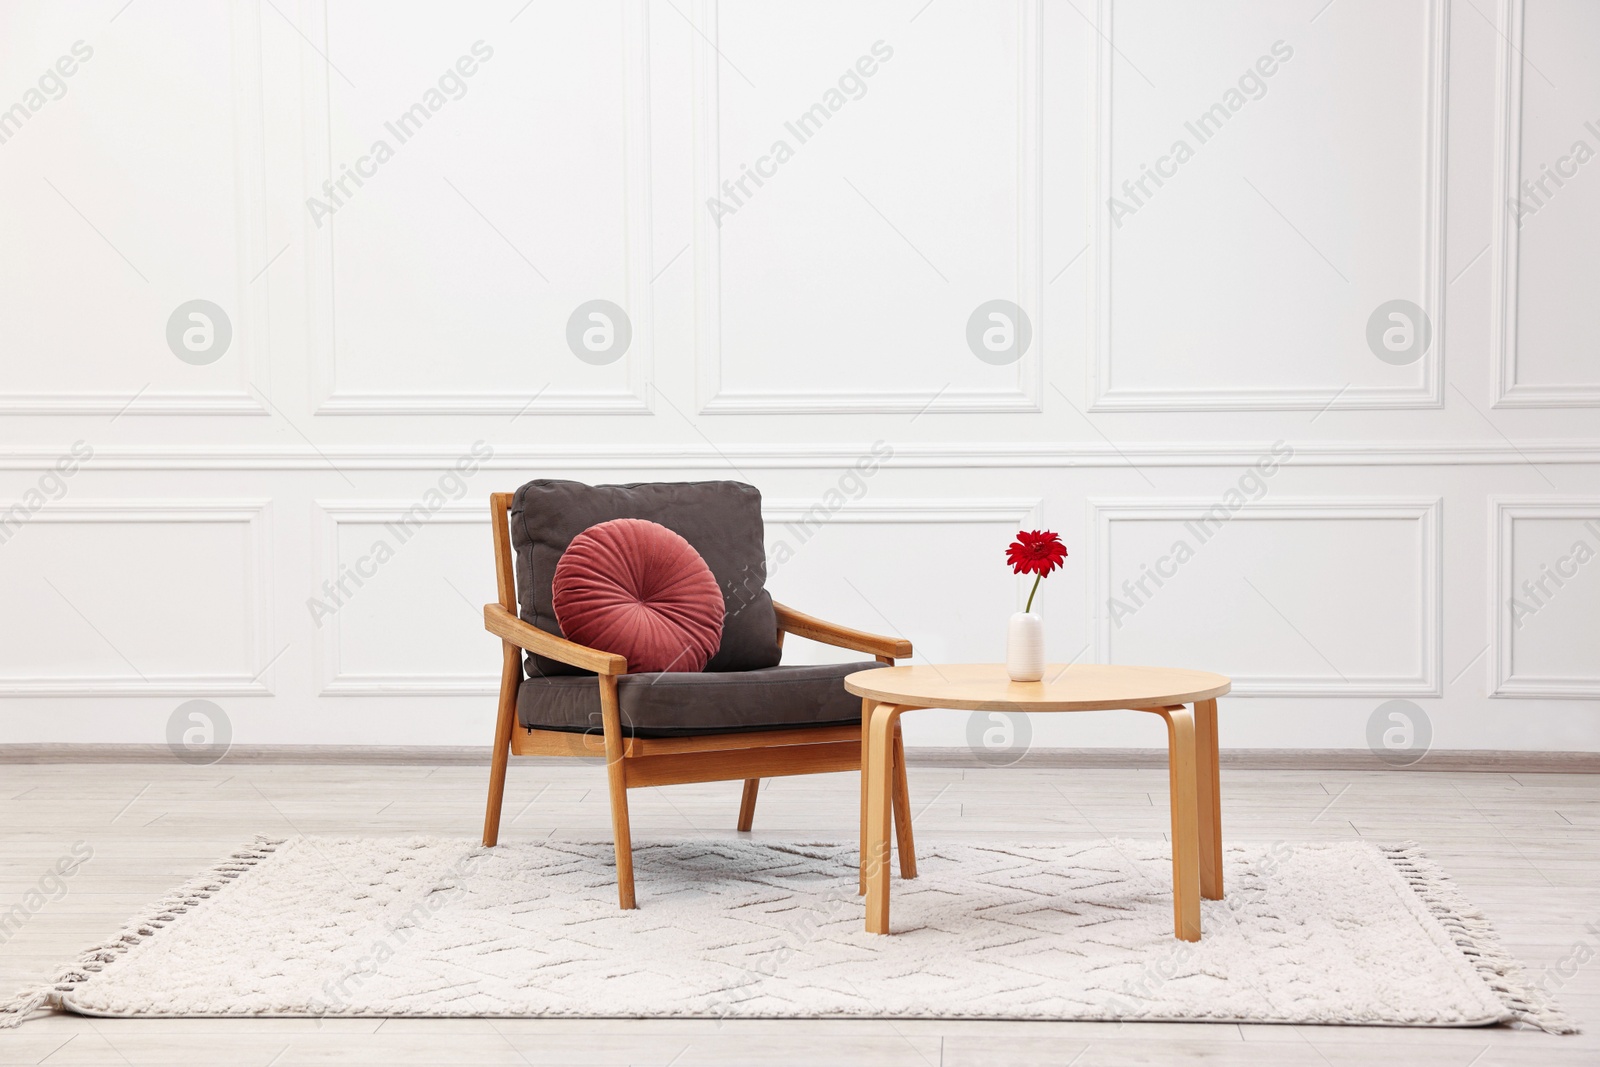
[1024,573,1043,614]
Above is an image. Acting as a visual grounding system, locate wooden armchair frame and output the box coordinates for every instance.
[480,492,917,908]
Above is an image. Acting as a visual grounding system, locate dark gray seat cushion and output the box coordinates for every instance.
[512,479,781,678]
[517,661,884,738]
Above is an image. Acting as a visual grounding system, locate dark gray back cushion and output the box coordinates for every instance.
[511,479,780,677]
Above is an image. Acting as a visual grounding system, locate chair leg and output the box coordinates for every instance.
[482,643,520,847]
[598,674,636,909]
[890,719,916,879]
[737,778,760,831]
[604,755,636,909]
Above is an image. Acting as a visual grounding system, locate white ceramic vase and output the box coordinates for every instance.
[1006,611,1045,682]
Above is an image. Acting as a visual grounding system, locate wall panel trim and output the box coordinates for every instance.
[302,0,655,416]
[9,440,1600,471]
[1089,0,1448,411]
[1090,497,1442,696]
[1489,0,1600,408]
[691,0,1045,415]
[313,501,496,696]
[0,0,271,416]
[1492,498,1600,697]
[0,500,275,696]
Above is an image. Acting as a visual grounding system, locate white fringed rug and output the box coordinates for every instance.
[1,836,1571,1031]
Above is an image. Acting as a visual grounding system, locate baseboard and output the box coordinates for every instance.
[1,743,1596,773]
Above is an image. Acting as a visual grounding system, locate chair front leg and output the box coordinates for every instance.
[482,642,520,847]
[598,674,636,909]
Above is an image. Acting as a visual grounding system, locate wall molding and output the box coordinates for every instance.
[1489,0,1600,408]
[1492,498,1600,698]
[0,500,275,696]
[313,500,496,696]
[0,0,271,417]
[691,0,1044,415]
[1091,497,1442,697]
[1089,0,1448,411]
[302,0,655,416]
[11,440,1600,470]
[0,392,268,416]
[762,497,1041,527]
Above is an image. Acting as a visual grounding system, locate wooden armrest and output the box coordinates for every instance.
[772,601,912,660]
[483,604,627,675]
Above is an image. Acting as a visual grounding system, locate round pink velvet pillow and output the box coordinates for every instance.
[552,518,725,673]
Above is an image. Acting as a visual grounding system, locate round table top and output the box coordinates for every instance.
[843,662,1231,712]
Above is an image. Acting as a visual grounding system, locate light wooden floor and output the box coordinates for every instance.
[0,759,1596,1065]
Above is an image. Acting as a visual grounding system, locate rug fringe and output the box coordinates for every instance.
[0,837,283,1029]
[1381,842,1576,1035]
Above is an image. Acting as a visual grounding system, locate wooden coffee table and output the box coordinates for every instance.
[844,663,1231,941]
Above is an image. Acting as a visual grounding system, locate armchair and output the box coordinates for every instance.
[481,484,917,909]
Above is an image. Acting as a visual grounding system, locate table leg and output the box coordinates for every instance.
[1160,706,1202,942]
[859,698,874,896]
[891,718,917,879]
[864,703,902,934]
[1195,698,1223,900]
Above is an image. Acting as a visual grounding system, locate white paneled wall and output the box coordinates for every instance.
[1,0,1596,752]
[1095,2,1444,410]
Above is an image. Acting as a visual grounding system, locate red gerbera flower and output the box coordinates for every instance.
[1006,530,1068,577]
[1006,530,1067,613]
